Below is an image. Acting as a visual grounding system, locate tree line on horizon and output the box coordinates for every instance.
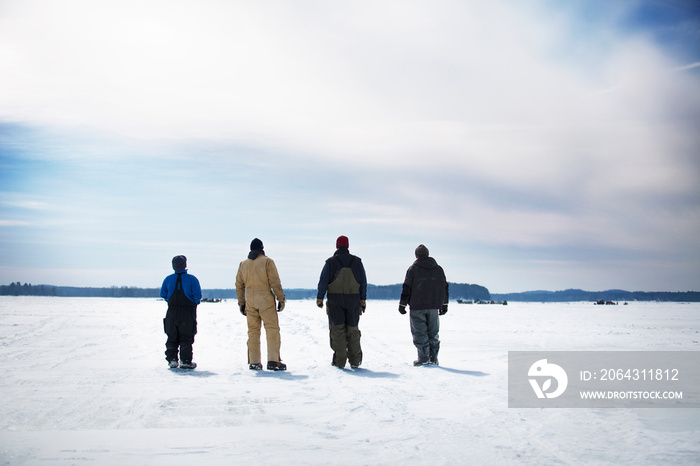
[491,289,700,303]
[3,282,698,302]
[0,282,491,301]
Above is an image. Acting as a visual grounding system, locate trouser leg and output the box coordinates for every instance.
[347,326,362,366]
[246,307,262,364]
[426,309,440,362]
[164,318,180,362]
[259,305,281,362]
[165,332,179,362]
[410,309,430,360]
[179,331,195,363]
[329,323,348,367]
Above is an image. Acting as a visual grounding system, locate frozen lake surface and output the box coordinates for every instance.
[1,297,699,465]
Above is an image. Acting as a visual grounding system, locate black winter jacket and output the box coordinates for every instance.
[400,257,448,310]
[317,247,367,300]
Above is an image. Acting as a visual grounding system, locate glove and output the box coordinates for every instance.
[277,301,285,312]
[398,304,407,315]
[360,300,366,314]
[439,304,448,316]
[239,303,246,316]
[316,298,323,308]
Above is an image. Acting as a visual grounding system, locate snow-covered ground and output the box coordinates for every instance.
[1,297,699,465]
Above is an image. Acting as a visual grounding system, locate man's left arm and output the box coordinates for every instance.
[160,277,169,300]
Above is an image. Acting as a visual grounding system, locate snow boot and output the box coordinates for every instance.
[180,361,197,369]
[267,361,287,371]
[249,363,263,371]
[168,360,179,369]
[413,357,430,366]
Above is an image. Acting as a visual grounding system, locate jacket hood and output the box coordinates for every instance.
[248,249,265,260]
[414,256,438,269]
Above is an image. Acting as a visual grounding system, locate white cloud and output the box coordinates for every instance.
[1,0,698,290]
[1,1,697,171]
[1,199,49,210]
[0,219,31,226]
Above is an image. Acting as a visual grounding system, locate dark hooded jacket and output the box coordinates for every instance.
[400,256,448,311]
[317,247,367,301]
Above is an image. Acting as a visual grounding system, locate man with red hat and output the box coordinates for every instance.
[316,235,367,369]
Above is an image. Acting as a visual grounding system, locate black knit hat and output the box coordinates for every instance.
[250,238,264,251]
[172,255,187,272]
[415,244,429,258]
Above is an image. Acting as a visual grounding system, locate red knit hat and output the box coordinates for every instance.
[336,235,349,248]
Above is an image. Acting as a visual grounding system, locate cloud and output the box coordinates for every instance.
[0,0,698,290]
[0,219,31,226]
[1,2,697,162]
[1,199,49,210]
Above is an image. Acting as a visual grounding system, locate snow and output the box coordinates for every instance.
[1,297,699,465]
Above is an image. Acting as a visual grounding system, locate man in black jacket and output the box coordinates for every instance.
[317,235,367,369]
[399,244,449,366]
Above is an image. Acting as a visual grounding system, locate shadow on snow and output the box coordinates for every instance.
[253,371,310,380]
[432,366,489,376]
[169,369,218,378]
[342,368,401,378]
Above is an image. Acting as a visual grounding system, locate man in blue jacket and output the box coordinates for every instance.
[160,255,202,369]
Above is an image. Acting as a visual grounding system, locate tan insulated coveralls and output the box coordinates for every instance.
[235,254,286,364]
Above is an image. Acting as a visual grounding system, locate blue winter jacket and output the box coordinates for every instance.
[160,271,202,305]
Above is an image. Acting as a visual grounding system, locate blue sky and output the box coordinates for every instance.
[1,0,699,292]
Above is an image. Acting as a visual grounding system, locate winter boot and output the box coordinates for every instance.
[413,357,430,366]
[168,359,179,369]
[179,361,197,369]
[331,355,346,369]
[267,361,287,371]
[249,363,263,371]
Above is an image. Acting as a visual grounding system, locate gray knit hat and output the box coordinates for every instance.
[415,244,429,258]
[172,255,187,272]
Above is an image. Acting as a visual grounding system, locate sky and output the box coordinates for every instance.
[1,0,699,293]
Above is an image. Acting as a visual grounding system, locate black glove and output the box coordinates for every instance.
[398,304,407,315]
[316,298,323,308]
[439,304,448,316]
[360,300,366,314]
[277,301,285,312]
[239,304,246,316]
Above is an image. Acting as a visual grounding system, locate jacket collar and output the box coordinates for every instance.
[248,249,265,260]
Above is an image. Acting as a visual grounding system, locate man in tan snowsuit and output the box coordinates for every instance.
[235,238,287,371]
